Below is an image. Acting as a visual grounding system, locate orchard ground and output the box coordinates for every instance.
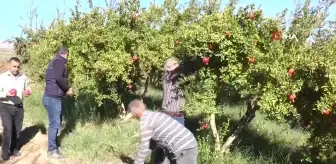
[4,79,309,164]
[0,57,311,163]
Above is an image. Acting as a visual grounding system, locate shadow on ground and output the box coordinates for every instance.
[58,90,162,147]
[120,155,134,164]
[117,100,311,164]
[17,123,47,150]
[58,92,120,146]
[185,114,316,164]
[58,91,154,147]
[107,94,315,163]
[50,89,319,164]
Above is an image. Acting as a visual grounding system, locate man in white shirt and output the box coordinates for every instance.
[0,57,31,161]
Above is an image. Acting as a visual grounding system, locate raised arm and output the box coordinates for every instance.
[179,56,203,76]
[164,55,202,81]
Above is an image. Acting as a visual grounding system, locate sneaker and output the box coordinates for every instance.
[47,149,64,159]
[10,149,21,157]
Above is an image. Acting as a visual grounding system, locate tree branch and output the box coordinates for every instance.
[221,96,259,153]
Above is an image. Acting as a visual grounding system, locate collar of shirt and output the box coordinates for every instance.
[56,54,68,63]
[4,71,24,78]
[0,71,27,105]
[163,71,180,81]
[140,111,150,122]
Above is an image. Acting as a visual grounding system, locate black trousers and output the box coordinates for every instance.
[151,142,198,164]
[0,103,24,159]
[150,141,198,164]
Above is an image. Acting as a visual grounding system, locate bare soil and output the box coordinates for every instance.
[0,118,72,164]
[1,132,71,164]
[0,124,129,164]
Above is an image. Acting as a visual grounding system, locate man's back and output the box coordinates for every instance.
[128,99,198,164]
[140,111,197,153]
[44,55,68,98]
[161,71,184,113]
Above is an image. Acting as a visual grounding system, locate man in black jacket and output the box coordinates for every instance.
[43,46,74,159]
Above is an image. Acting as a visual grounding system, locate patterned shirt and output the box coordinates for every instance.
[161,69,185,113]
[0,71,29,105]
[134,111,197,164]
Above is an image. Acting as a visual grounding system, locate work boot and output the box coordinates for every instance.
[10,149,21,157]
[47,149,64,159]
[0,156,9,162]
[1,151,10,161]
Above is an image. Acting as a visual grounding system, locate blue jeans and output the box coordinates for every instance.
[173,116,185,126]
[43,95,62,152]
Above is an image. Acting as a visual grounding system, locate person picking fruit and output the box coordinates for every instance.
[148,57,201,163]
[162,57,201,125]
[161,58,202,122]
[124,99,198,164]
[43,46,74,160]
[162,58,186,125]
[0,57,31,162]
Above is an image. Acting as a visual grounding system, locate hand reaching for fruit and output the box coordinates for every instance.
[66,88,75,96]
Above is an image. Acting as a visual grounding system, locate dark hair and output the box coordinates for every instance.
[8,57,21,63]
[57,46,69,55]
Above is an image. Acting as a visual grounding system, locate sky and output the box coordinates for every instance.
[0,0,335,41]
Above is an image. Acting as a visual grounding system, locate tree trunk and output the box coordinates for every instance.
[119,102,126,119]
[140,76,150,102]
[210,113,221,151]
[221,96,259,153]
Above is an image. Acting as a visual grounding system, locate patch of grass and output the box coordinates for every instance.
[61,120,139,164]
[194,105,309,164]
[23,83,48,125]
[222,105,309,149]
[22,83,309,164]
